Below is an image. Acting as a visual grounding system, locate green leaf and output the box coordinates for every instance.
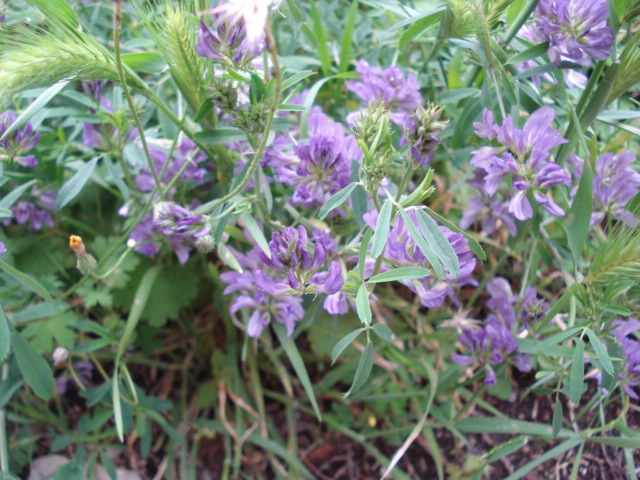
[240,212,270,257]
[113,373,124,442]
[0,304,10,362]
[344,341,374,397]
[194,128,247,144]
[439,88,480,104]
[504,439,583,480]
[356,284,372,325]
[567,157,593,265]
[10,326,55,400]
[0,179,37,211]
[217,243,243,273]
[358,228,372,279]
[0,82,68,141]
[0,259,53,302]
[280,70,315,91]
[368,267,431,283]
[101,451,118,480]
[585,328,614,375]
[518,326,583,354]
[399,208,443,280]
[371,199,392,258]
[401,169,434,208]
[415,209,460,276]
[122,52,166,73]
[372,324,394,342]
[339,0,359,73]
[331,327,365,365]
[569,339,584,404]
[22,311,77,353]
[505,42,549,65]
[56,157,100,209]
[26,0,79,28]
[309,0,332,76]
[398,7,446,50]
[273,322,322,420]
[423,206,486,261]
[318,182,358,220]
[53,461,84,480]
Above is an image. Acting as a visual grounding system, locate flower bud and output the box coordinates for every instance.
[403,103,448,167]
[69,235,97,275]
[52,347,69,366]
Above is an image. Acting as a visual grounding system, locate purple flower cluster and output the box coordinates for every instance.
[268,108,361,210]
[346,60,422,125]
[364,209,476,308]
[0,110,40,167]
[221,247,304,337]
[609,318,640,399]
[402,103,448,167]
[568,151,640,227]
[534,0,614,66]
[128,202,212,264]
[469,107,570,223]
[451,277,541,385]
[221,225,342,337]
[196,1,266,66]
[3,188,56,231]
[256,225,344,297]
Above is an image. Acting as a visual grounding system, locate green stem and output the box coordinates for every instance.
[199,25,282,214]
[113,0,164,199]
[0,364,8,473]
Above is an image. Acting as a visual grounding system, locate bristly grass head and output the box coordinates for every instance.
[133,0,210,118]
[608,31,640,103]
[586,196,640,287]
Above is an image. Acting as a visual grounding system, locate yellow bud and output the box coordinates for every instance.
[69,235,85,255]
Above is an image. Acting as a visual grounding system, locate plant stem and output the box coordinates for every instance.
[113,0,164,199]
[0,364,8,473]
[200,24,282,214]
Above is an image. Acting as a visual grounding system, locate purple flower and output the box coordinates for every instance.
[221,247,304,337]
[347,60,423,125]
[0,242,6,255]
[471,107,570,221]
[402,103,448,166]
[569,151,640,227]
[451,318,530,386]
[196,1,266,67]
[275,109,361,210]
[56,361,93,395]
[611,318,640,399]
[3,188,56,231]
[256,225,344,296]
[534,0,614,66]
[0,111,40,167]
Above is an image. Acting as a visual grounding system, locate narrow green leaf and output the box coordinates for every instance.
[0,82,68,141]
[585,328,614,374]
[113,371,124,442]
[339,0,359,73]
[53,461,84,480]
[217,243,243,272]
[318,182,358,220]
[344,341,374,397]
[26,0,79,28]
[567,157,593,265]
[505,42,549,65]
[0,180,37,211]
[331,327,365,365]
[239,212,270,257]
[485,436,529,464]
[56,157,99,209]
[121,52,166,73]
[399,208,443,280]
[398,7,446,50]
[0,259,53,302]
[356,284,372,325]
[372,324,394,342]
[504,439,583,480]
[280,70,315,91]
[10,327,55,400]
[358,228,372,279]
[401,169,434,208]
[588,437,640,449]
[273,322,322,420]
[101,451,118,480]
[439,88,480,104]
[371,199,392,258]
[309,0,332,75]
[424,206,486,261]
[569,339,584,404]
[194,128,247,144]
[368,267,431,283]
[518,326,583,354]
[415,209,460,277]
[0,304,10,362]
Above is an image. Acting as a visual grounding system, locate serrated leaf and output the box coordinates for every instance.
[368,267,431,283]
[331,327,365,365]
[415,209,460,276]
[0,259,53,302]
[344,341,374,397]
[399,208,443,280]
[372,324,394,342]
[371,199,392,258]
[569,339,584,404]
[56,157,99,209]
[585,328,614,375]
[22,311,77,353]
[318,182,358,220]
[273,322,322,420]
[10,326,55,400]
[356,284,372,325]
